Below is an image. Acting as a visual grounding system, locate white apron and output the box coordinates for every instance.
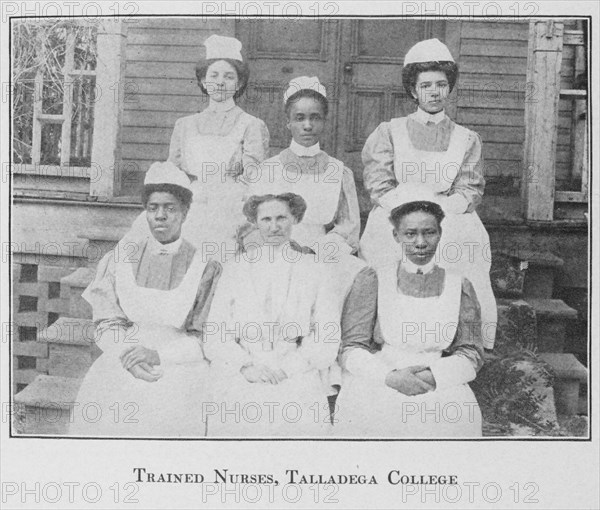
[125,118,250,262]
[359,118,497,348]
[335,264,482,437]
[70,244,209,437]
[247,154,365,391]
[181,118,250,260]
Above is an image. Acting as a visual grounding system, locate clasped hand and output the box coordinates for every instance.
[241,364,288,385]
[385,365,436,396]
[120,346,162,382]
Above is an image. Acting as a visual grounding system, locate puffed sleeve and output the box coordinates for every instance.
[444,130,486,214]
[241,117,270,175]
[201,265,253,374]
[81,251,132,357]
[82,251,127,326]
[323,167,361,254]
[429,277,484,390]
[362,122,398,206]
[338,267,389,386]
[278,267,341,378]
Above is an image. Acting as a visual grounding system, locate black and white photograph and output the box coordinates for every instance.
[1,1,598,508]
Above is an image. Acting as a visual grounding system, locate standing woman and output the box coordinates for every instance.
[127,35,270,260]
[246,76,361,258]
[359,39,497,348]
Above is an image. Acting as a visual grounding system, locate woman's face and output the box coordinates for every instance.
[411,70,450,114]
[393,210,441,265]
[202,60,239,102]
[286,96,326,147]
[146,192,188,244]
[255,199,297,247]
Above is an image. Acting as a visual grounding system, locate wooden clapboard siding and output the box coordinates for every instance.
[453,20,578,204]
[119,18,234,196]
[455,22,528,207]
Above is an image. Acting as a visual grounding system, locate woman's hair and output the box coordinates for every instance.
[284,89,329,118]
[141,184,193,211]
[243,193,308,223]
[401,61,459,100]
[389,200,445,229]
[195,58,250,99]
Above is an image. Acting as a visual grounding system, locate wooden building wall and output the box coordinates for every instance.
[115,19,580,210]
[449,20,578,219]
[119,18,235,197]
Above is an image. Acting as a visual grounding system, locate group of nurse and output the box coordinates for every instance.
[69,34,496,438]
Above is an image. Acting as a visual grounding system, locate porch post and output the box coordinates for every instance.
[521,20,564,221]
[89,21,128,199]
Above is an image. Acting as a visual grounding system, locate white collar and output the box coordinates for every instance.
[290,139,321,157]
[148,235,183,255]
[207,97,236,113]
[401,257,436,275]
[411,107,446,125]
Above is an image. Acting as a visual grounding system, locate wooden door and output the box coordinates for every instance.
[335,20,447,211]
[236,20,340,154]
[238,19,448,213]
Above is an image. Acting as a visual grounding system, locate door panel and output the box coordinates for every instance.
[337,20,447,211]
[236,20,339,152]
[238,20,448,214]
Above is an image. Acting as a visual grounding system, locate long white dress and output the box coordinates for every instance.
[69,237,218,437]
[245,143,364,391]
[203,245,340,437]
[126,100,270,260]
[360,111,497,348]
[335,262,483,437]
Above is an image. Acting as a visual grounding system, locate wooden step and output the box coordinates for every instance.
[494,248,564,299]
[527,299,578,352]
[60,267,96,319]
[538,353,587,416]
[14,375,82,435]
[38,317,100,378]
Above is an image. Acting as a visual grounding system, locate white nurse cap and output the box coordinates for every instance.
[404,38,454,65]
[204,34,243,61]
[380,185,440,213]
[283,76,327,104]
[144,161,192,192]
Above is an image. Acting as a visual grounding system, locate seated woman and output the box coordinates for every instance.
[203,193,340,437]
[335,189,484,437]
[69,162,221,437]
[244,76,364,397]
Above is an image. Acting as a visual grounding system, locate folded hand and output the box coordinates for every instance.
[241,364,288,384]
[385,365,435,396]
[120,346,160,371]
[128,362,162,382]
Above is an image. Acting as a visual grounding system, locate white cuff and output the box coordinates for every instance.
[378,188,399,211]
[440,194,469,214]
[158,334,204,365]
[429,355,476,391]
[345,348,389,387]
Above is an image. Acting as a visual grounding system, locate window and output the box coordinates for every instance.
[555,19,588,204]
[12,20,98,185]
